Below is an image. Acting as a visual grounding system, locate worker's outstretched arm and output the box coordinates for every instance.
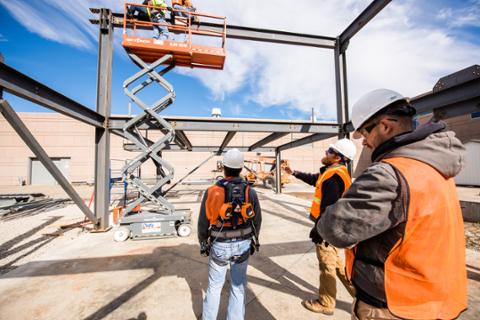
[317,162,405,248]
[292,171,320,187]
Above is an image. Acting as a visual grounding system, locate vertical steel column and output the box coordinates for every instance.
[94,8,113,229]
[275,149,282,194]
[334,38,349,138]
[334,39,354,173]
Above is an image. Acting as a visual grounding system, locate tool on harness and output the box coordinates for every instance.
[218,180,255,228]
[211,248,250,266]
[200,240,210,257]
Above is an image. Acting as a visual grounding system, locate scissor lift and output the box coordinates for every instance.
[114,2,226,241]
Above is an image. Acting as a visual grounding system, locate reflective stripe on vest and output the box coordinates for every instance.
[309,164,351,220]
[347,157,467,319]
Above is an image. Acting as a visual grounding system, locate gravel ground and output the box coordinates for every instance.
[465,222,480,251]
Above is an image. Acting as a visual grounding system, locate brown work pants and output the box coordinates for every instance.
[351,299,402,320]
[316,242,355,310]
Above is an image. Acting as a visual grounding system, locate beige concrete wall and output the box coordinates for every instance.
[0,113,352,186]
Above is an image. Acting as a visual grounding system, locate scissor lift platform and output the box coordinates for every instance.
[122,36,226,69]
[122,2,227,69]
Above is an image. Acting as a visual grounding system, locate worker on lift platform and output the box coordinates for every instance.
[147,0,171,40]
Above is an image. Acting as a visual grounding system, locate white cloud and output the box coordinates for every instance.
[437,0,480,28]
[0,33,7,42]
[2,0,479,121]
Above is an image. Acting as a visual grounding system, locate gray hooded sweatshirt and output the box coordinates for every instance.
[317,121,465,307]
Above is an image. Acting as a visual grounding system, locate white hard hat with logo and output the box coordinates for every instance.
[222,149,244,169]
[329,138,357,160]
[351,89,408,138]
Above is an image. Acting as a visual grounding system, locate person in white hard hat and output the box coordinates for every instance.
[198,149,262,320]
[284,139,357,315]
[316,89,467,319]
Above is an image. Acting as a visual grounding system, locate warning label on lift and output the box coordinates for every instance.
[142,222,162,233]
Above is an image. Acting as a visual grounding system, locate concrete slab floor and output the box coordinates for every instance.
[0,184,478,320]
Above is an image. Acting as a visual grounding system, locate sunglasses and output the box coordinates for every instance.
[359,118,399,137]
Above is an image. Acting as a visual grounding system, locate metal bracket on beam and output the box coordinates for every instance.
[99,8,112,34]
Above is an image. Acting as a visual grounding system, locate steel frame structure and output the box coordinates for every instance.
[1,1,479,229]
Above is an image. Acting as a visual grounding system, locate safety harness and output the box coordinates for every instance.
[209,179,259,265]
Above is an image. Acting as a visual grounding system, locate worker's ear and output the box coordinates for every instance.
[378,117,394,135]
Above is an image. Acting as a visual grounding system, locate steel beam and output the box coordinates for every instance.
[109,116,339,133]
[175,130,192,151]
[164,154,216,194]
[339,0,391,53]
[90,11,336,49]
[217,131,236,155]
[275,150,282,194]
[277,133,336,151]
[334,39,349,138]
[198,22,336,49]
[123,144,276,153]
[0,99,98,224]
[249,132,289,151]
[0,62,104,128]
[411,65,480,120]
[94,8,113,230]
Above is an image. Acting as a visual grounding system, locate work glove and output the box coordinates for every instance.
[200,241,210,257]
[309,226,326,245]
[250,239,260,256]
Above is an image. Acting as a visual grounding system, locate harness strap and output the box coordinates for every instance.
[210,226,253,239]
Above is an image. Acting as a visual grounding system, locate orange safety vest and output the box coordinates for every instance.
[309,164,351,220]
[346,157,467,319]
[205,181,252,228]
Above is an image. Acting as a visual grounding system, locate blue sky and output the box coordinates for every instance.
[0,0,479,121]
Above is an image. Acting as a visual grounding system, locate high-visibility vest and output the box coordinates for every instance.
[149,0,167,16]
[309,164,351,221]
[346,157,467,319]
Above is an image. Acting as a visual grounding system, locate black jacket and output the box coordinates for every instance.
[293,166,345,216]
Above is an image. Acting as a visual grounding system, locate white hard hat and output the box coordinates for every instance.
[351,89,408,136]
[329,138,357,160]
[222,149,244,169]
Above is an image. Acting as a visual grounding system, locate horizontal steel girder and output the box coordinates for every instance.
[109,116,339,133]
[0,62,104,128]
[411,65,480,119]
[89,12,336,49]
[123,143,277,153]
[277,133,336,151]
[249,132,289,151]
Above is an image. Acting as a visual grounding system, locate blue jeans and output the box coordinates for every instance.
[173,4,189,17]
[202,239,251,320]
[152,14,170,40]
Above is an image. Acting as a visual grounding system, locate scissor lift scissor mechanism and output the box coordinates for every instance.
[114,2,226,241]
